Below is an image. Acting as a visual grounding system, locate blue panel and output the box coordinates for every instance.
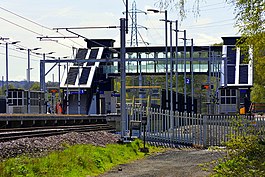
[227,46,236,64]
[74,48,88,66]
[89,49,99,59]
[65,67,79,85]
[86,49,99,66]
[239,65,248,84]
[227,66,235,84]
[79,67,91,84]
[76,48,88,59]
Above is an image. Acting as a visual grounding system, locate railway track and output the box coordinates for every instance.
[0,124,115,142]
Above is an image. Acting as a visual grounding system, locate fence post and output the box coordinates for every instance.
[203,115,208,148]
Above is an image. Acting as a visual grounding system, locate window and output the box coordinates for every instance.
[18,91,22,98]
[231,89,236,96]
[13,92,17,98]
[18,99,22,105]
[220,89,237,105]
[13,99,17,106]
[226,98,231,104]
[231,97,236,104]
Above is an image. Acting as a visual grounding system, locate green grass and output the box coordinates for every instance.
[0,139,165,177]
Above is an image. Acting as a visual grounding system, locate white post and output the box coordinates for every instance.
[203,115,208,147]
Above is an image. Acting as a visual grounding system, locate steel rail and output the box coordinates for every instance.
[0,124,114,142]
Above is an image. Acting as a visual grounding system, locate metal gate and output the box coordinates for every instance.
[128,106,265,147]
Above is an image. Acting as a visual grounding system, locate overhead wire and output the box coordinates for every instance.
[121,0,153,52]
[0,5,84,48]
[0,52,39,62]
[0,7,120,56]
[0,41,57,62]
[0,16,72,49]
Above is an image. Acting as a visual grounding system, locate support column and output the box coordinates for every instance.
[120,18,127,138]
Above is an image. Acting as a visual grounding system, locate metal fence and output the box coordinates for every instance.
[128,106,265,148]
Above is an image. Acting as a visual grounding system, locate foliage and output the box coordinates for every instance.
[250,83,265,103]
[227,0,264,35]
[0,139,164,177]
[156,0,201,20]
[226,0,265,102]
[30,82,40,91]
[203,116,265,176]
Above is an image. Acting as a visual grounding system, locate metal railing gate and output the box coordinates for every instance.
[128,106,265,148]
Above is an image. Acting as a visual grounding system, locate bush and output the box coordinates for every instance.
[208,116,265,176]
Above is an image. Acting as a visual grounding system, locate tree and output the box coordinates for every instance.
[30,82,40,91]
[227,0,265,102]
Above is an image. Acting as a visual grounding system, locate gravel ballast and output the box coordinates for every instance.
[0,131,120,160]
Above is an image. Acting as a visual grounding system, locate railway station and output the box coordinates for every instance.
[0,3,256,147]
[40,36,252,116]
[0,33,256,147]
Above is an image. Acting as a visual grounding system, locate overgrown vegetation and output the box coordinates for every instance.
[201,116,265,176]
[0,139,164,177]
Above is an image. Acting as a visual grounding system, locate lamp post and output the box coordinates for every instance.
[120,18,127,138]
[190,39,194,114]
[182,38,194,113]
[18,47,41,114]
[179,30,187,112]
[0,39,20,114]
[174,20,179,112]
[147,8,169,109]
[169,20,174,130]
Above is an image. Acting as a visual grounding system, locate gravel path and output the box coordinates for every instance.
[100,148,222,177]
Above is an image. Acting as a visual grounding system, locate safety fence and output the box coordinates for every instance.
[128,106,265,148]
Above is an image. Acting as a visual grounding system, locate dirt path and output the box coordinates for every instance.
[99,149,222,177]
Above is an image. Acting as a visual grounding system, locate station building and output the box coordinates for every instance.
[58,36,253,115]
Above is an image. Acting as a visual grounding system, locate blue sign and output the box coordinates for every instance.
[186,78,190,84]
[69,90,86,95]
[111,93,120,97]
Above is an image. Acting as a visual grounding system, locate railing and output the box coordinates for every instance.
[128,106,265,148]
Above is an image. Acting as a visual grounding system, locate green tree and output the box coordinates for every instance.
[227,0,265,102]
[30,82,40,91]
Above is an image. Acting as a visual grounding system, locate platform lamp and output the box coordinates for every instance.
[147,8,169,109]
[1,40,20,114]
[18,47,41,114]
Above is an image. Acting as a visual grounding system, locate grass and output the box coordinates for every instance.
[0,139,165,177]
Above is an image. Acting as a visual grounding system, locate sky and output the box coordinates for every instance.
[0,0,239,82]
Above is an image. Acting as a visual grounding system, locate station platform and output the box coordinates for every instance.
[0,113,120,129]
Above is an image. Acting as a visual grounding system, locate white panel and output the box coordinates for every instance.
[220,45,227,87]
[235,47,240,85]
[88,95,97,114]
[248,47,254,85]
[60,47,104,88]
